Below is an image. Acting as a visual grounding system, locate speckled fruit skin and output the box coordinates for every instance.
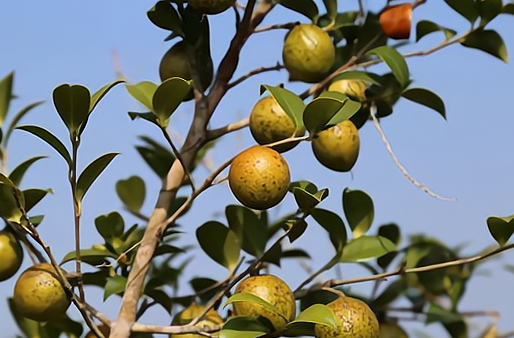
[159,41,213,101]
[170,303,224,338]
[311,120,360,172]
[378,321,408,338]
[13,263,71,322]
[314,296,379,338]
[232,275,296,331]
[187,0,235,14]
[0,230,24,282]
[228,146,291,210]
[249,96,305,153]
[282,24,335,83]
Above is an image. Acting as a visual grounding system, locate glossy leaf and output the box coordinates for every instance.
[341,236,397,262]
[261,85,305,128]
[476,0,502,27]
[460,29,508,63]
[293,187,328,215]
[342,188,374,238]
[366,46,409,88]
[115,176,146,213]
[52,84,91,135]
[17,125,72,166]
[23,188,52,213]
[147,1,183,34]
[220,316,269,338]
[126,81,157,111]
[331,71,380,85]
[196,221,240,270]
[4,100,45,147]
[95,211,125,242]
[311,208,347,250]
[444,0,479,23]
[303,95,349,134]
[276,0,319,22]
[416,20,457,42]
[76,152,119,202]
[104,276,127,300]
[60,248,117,265]
[402,88,446,119]
[89,79,124,113]
[290,304,338,330]
[224,292,287,321]
[9,156,47,187]
[487,214,514,246]
[0,71,14,126]
[152,77,192,126]
[225,205,267,258]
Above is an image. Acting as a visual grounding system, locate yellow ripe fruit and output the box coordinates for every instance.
[311,120,360,172]
[13,263,71,322]
[282,24,335,83]
[228,146,291,210]
[187,0,235,15]
[170,303,224,338]
[314,295,379,338]
[0,230,24,282]
[249,96,305,153]
[232,275,296,331]
[378,321,408,338]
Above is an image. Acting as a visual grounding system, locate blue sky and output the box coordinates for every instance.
[1,1,513,337]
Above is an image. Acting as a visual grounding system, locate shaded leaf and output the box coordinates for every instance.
[76,152,119,202]
[372,278,408,307]
[503,3,514,15]
[148,1,183,34]
[4,101,45,147]
[287,218,308,243]
[260,241,283,267]
[23,188,52,213]
[366,46,409,88]
[460,29,508,63]
[342,188,374,238]
[9,156,47,187]
[52,84,90,135]
[225,205,267,258]
[282,249,311,259]
[293,187,329,215]
[116,176,146,213]
[276,0,319,22]
[8,297,40,338]
[16,125,71,166]
[288,181,318,194]
[487,214,514,246]
[290,304,338,330]
[402,88,446,119]
[135,135,175,178]
[220,316,269,338]
[95,211,125,242]
[378,223,400,245]
[0,71,14,126]
[145,288,172,313]
[190,277,222,303]
[104,276,127,301]
[425,302,463,324]
[444,0,479,23]
[126,81,157,111]
[128,111,160,127]
[311,208,347,250]
[152,77,192,126]
[261,85,305,128]
[196,221,240,270]
[476,0,502,27]
[341,236,397,262]
[303,95,349,134]
[416,20,457,42]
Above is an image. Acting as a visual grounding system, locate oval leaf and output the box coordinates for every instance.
[460,29,508,63]
[95,211,125,242]
[402,88,446,119]
[342,188,374,238]
[311,208,347,251]
[126,81,157,111]
[147,1,184,34]
[416,20,457,42]
[53,84,91,135]
[487,215,514,247]
[225,205,267,258]
[276,0,319,22]
[16,125,72,166]
[366,46,409,88]
[76,152,119,202]
[115,176,146,213]
[9,155,47,187]
[293,187,328,215]
[476,0,502,27]
[341,235,397,262]
[152,77,192,126]
[261,85,305,129]
[196,221,240,270]
[290,304,338,330]
[303,95,348,134]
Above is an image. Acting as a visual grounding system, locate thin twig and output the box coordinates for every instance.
[370,111,455,201]
[161,127,196,192]
[253,21,299,33]
[206,117,249,141]
[227,63,284,89]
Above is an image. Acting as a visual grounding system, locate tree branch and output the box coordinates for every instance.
[253,21,299,33]
[227,63,284,90]
[206,117,249,141]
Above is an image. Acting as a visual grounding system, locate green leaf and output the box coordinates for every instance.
[75,152,119,202]
[4,101,45,147]
[261,85,305,129]
[444,0,479,23]
[311,208,347,250]
[104,276,127,301]
[126,81,157,111]
[144,288,173,313]
[443,320,468,338]
[303,95,349,134]
[425,302,463,324]
[503,3,514,15]
[378,223,400,245]
[90,79,125,113]
[224,293,287,321]
[128,111,160,127]
[60,248,117,265]
[16,125,72,166]
[189,277,222,303]
[331,71,381,85]
[289,180,318,194]
[95,211,125,242]
[276,0,319,22]
[282,249,311,259]
[341,236,397,262]
[136,135,175,179]
[147,1,183,34]
[287,218,308,243]
[0,71,14,126]
[476,0,502,27]
[23,188,52,213]
[52,84,91,135]
[115,176,146,213]
[196,221,240,270]
[460,29,508,63]
[322,0,337,23]
[342,188,374,238]
[8,297,41,338]
[290,304,338,330]
[487,214,514,246]
[225,205,267,258]
[402,88,446,119]
[220,316,269,338]
[293,187,328,215]
[152,77,192,126]
[366,46,409,88]
[260,241,283,267]
[9,156,47,187]
[416,20,457,42]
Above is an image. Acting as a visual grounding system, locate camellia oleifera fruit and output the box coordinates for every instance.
[0,229,24,282]
[249,96,305,153]
[13,263,71,322]
[232,274,296,331]
[328,79,370,129]
[187,0,235,15]
[159,40,213,100]
[228,146,291,210]
[282,24,335,83]
[378,321,408,338]
[170,303,224,338]
[314,295,379,338]
[311,120,360,172]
